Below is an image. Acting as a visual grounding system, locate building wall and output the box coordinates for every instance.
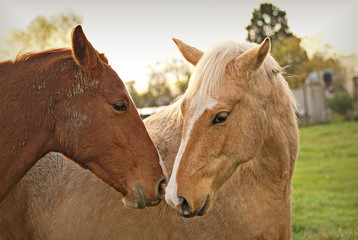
[292,85,327,125]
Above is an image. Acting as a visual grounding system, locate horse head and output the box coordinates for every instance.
[54,26,166,208]
[165,38,274,217]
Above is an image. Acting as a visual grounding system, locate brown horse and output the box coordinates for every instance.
[0,25,166,208]
[0,38,298,239]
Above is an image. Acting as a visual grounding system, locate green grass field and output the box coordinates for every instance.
[291,121,358,239]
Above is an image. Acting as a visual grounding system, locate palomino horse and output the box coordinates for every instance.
[0,25,166,208]
[0,38,298,239]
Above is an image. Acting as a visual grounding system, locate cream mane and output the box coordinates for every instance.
[183,40,297,109]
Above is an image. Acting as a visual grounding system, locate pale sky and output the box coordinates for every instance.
[1,0,357,90]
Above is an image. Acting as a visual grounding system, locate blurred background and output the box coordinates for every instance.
[1,1,357,239]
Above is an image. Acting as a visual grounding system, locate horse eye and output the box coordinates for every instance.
[111,100,127,111]
[213,111,229,124]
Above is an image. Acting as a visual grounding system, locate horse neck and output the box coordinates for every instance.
[0,53,72,201]
[144,100,183,175]
[243,91,298,196]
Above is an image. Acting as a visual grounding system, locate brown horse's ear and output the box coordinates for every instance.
[234,37,271,77]
[98,53,109,64]
[71,25,102,73]
[173,38,203,66]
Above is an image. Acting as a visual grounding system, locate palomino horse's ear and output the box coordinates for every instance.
[173,38,203,66]
[71,25,101,73]
[235,37,271,76]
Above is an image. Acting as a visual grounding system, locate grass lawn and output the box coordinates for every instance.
[291,121,358,239]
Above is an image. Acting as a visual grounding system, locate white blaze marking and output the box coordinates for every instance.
[165,96,217,208]
[157,148,168,179]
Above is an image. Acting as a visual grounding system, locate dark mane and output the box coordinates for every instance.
[0,48,74,78]
[0,48,108,72]
[14,48,72,64]
[0,48,109,77]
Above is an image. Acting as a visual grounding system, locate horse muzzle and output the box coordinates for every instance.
[176,194,210,218]
[123,176,166,209]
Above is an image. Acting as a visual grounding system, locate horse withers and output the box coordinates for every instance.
[0,25,166,208]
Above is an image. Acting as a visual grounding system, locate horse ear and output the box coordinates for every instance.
[172,38,203,66]
[71,25,101,73]
[98,53,109,64]
[235,37,271,76]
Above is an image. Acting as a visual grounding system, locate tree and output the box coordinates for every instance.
[161,58,192,95]
[0,10,82,60]
[326,90,354,120]
[246,3,292,43]
[271,36,309,88]
[132,58,192,107]
[125,80,142,107]
[245,3,348,89]
[271,36,348,89]
[145,61,174,107]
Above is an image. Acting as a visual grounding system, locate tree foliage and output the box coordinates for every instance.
[246,3,292,43]
[246,3,348,89]
[326,90,354,120]
[127,58,192,108]
[272,38,347,88]
[271,36,309,88]
[125,80,142,107]
[0,10,82,60]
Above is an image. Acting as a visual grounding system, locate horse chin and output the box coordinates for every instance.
[122,195,146,209]
[122,185,163,209]
[197,194,211,216]
[121,186,144,209]
[180,194,211,218]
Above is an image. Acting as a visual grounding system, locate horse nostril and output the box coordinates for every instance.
[157,176,167,199]
[178,196,191,216]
